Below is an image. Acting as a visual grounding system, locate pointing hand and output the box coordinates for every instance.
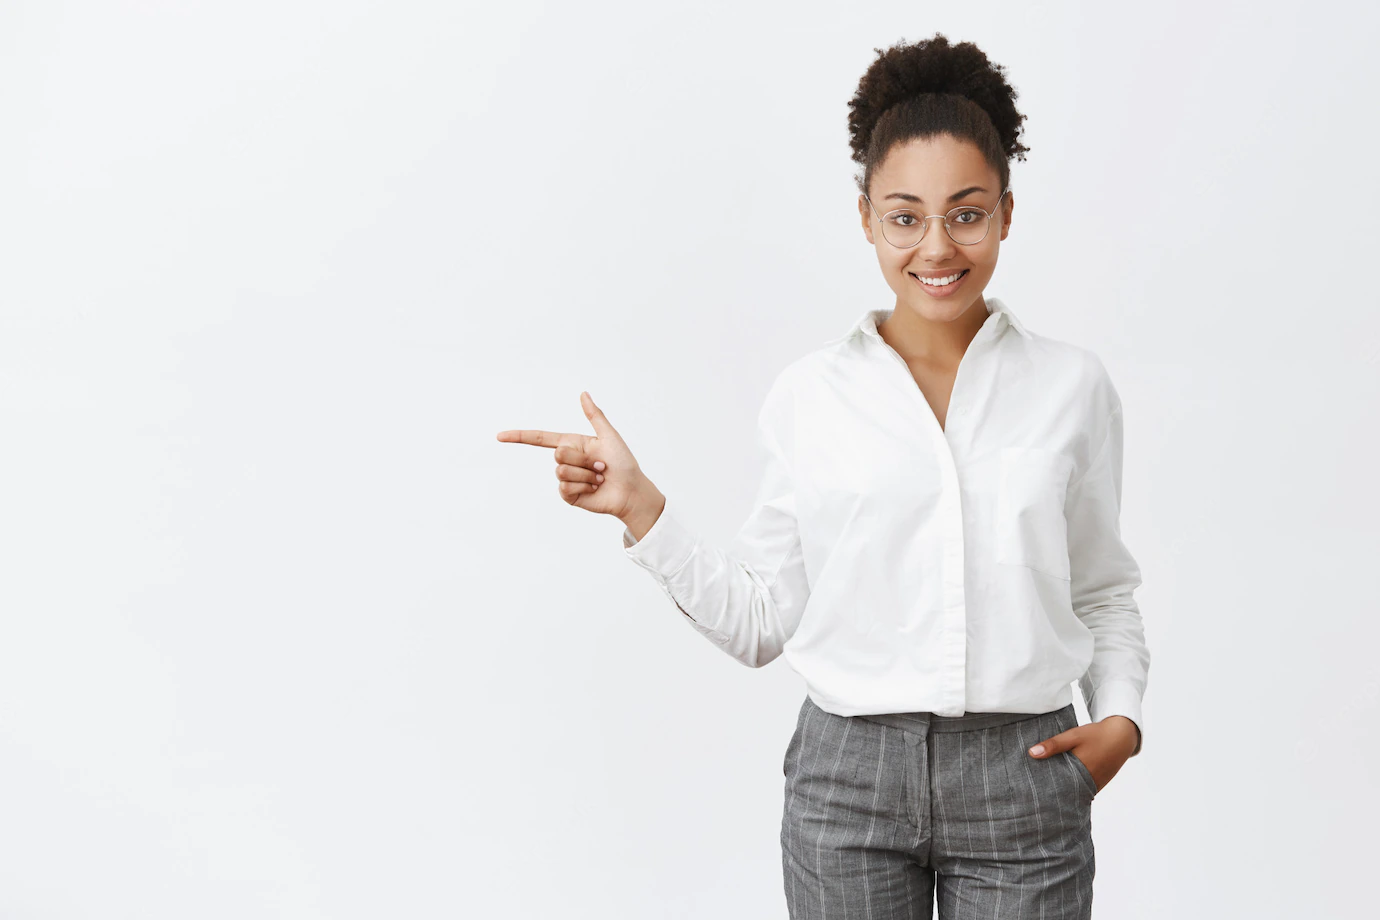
[497,391,651,519]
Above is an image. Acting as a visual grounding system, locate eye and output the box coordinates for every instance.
[889,212,918,226]
[951,208,983,224]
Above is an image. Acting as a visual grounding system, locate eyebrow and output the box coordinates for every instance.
[882,186,989,205]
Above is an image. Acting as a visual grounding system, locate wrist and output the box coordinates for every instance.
[1100,715,1141,756]
[620,486,666,543]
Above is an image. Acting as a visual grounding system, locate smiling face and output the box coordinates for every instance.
[858,134,1013,327]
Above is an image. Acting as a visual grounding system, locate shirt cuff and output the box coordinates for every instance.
[621,497,697,584]
[1088,679,1144,756]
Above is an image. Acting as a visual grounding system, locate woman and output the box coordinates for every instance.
[497,32,1149,919]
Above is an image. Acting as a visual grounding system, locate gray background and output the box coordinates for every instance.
[2,1,1375,917]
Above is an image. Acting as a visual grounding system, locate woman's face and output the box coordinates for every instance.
[857,135,1013,327]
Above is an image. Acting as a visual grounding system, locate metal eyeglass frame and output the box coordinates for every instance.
[863,186,1011,247]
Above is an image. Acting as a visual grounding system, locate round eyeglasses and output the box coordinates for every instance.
[863,187,1010,247]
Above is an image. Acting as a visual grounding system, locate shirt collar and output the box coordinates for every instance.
[847,296,1031,342]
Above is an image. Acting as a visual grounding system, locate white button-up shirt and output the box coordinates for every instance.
[622,297,1149,753]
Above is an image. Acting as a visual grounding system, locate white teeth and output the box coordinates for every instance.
[915,271,966,286]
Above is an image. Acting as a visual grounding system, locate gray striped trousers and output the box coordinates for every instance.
[781,695,1099,919]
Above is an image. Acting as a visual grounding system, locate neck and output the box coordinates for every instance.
[877,297,992,366]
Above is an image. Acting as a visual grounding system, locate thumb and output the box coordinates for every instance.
[581,391,620,440]
[1027,730,1075,759]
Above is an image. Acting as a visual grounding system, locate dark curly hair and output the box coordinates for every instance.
[847,33,1030,198]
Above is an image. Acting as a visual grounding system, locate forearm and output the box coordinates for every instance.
[620,496,809,669]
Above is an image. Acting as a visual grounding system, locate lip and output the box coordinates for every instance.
[909,268,970,297]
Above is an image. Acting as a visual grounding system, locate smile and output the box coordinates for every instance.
[910,269,970,296]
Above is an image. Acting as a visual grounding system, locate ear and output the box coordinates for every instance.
[858,195,876,245]
[998,191,1014,242]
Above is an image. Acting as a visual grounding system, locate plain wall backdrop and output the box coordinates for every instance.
[2,1,1377,917]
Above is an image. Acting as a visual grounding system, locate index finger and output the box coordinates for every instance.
[495,429,566,448]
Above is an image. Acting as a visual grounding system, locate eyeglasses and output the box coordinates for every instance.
[863,186,1010,248]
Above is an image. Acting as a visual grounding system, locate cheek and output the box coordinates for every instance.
[958,252,995,279]
[881,253,911,277]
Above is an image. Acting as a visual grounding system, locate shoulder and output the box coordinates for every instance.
[1018,329,1123,417]
[755,352,815,423]
[751,342,853,449]
[1011,331,1128,478]
[764,331,854,392]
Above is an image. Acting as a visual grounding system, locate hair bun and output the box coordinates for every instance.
[847,33,1030,195]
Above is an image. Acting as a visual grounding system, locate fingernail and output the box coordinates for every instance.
[594,461,605,471]
[1029,745,1045,756]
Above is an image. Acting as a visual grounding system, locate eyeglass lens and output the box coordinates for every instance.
[880,206,992,247]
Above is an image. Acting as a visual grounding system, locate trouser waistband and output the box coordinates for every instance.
[853,703,1070,735]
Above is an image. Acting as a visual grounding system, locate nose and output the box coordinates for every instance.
[917,214,958,261]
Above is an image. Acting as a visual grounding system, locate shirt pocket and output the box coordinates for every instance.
[995,447,1074,581]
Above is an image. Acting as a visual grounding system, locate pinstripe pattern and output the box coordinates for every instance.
[782,696,1096,919]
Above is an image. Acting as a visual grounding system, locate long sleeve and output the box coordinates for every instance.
[1064,403,1151,755]
[620,388,810,669]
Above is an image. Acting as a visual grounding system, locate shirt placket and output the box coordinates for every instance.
[872,319,1001,717]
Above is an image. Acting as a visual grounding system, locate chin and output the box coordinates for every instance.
[907,296,978,323]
